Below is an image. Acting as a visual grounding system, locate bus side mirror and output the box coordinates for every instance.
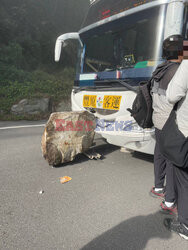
[55,32,83,62]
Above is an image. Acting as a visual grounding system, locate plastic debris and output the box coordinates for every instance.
[60,176,72,184]
[39,190,44,194]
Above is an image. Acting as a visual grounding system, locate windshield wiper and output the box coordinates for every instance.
[73,80,138,94]
[116,80,138,93]
[73,85,113,94]
[95,79,138,93]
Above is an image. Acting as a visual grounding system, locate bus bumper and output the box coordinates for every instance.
[96,128,155,155]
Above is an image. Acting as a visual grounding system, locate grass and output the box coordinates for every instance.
[0,68,75,120]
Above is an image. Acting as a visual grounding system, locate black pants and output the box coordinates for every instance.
[154,128,175,202]
[174,166,188,227]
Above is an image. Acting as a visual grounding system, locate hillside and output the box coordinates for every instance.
[0,0,89,118]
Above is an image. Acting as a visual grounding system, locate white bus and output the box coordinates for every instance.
[55,0,188,154]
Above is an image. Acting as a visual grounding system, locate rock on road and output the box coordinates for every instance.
[0,121,187,250]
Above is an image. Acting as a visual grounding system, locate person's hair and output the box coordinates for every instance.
[162,35,183,60]
[163,50,182,60]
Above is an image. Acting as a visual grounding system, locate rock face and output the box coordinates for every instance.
[41,111,96,165]
[11,98,50,115]
[55,99,71,112]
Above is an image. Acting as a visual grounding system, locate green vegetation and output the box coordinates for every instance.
[0,0,89,120]
[0,67,75,113]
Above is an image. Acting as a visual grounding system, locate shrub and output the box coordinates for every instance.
[0,67,75,114]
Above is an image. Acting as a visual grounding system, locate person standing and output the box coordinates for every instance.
[164,59,188,240]
[150,35,183,214]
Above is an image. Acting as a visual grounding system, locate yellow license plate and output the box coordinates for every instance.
[103,95,122,110]
[83,95,122,110]
[83,95,97,108]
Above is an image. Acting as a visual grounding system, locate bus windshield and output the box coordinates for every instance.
[81,5,166,73]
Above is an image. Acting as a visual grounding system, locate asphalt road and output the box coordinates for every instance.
[0,121,187,250]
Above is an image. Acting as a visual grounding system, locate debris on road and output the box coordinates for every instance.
[120,147,134,153]
[84,149,102,160]
[41,111,96,166]
[39,190,44,194]
[60,176,72,184]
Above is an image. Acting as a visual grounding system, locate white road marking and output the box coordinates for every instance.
[0,124,45,130]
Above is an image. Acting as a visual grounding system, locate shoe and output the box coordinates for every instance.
[164,218,188,240]
[160,200,177,215]
[150,187,165,198]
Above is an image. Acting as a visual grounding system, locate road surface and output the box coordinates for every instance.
[0,121,187,250]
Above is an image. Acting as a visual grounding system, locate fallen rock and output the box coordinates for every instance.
[41,111,96,165]
[11,98,50,115]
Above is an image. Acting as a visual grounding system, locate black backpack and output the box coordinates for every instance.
[127,79,153,129]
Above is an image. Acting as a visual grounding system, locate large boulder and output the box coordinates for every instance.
[11,98,50,115]
[41,111,96,165]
